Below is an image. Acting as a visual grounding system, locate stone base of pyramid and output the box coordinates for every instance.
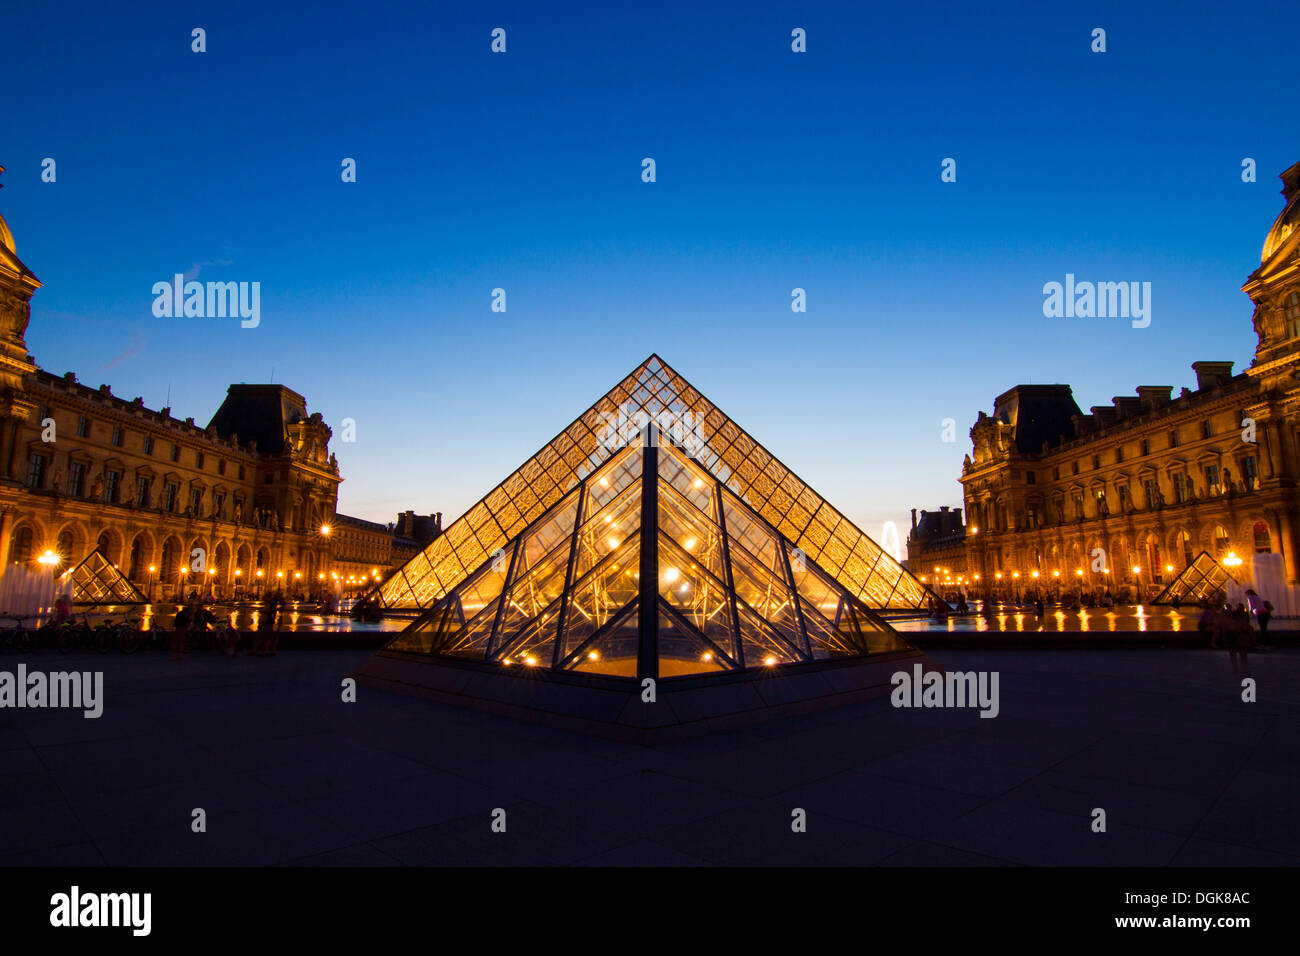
[352,648,942,745]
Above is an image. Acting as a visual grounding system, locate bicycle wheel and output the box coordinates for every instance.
[96,630,114,653]
[120,630,142,654]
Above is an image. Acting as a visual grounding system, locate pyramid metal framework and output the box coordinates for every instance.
[61,548,148,606]
[385,434,911,678]
[1151,551,1238,605]
[377,355,930,614]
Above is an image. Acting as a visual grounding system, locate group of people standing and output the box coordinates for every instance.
[170,590,284,659]
[1197,589,1273,675]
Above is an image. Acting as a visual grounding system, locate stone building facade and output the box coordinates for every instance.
[961,161,1300,601]
[904,506,968,591]
[0,180,436,602]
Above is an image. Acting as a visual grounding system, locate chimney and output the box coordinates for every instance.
[1191,361,1235,391]
[910,508,917,530]
[1135,385,1173,410]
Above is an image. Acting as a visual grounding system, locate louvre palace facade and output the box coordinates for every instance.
[0,188,433,601]
[960,161,1300,600]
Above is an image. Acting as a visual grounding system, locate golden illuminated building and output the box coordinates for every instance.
[0,182,434,600]
[961,162,1300,599]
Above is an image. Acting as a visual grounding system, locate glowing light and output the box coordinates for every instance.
[1031,571,1039,579]
[693,478,704,488]
[598,477,609,488]
[256,570,264,578]
[37,550,60,567]
[1052,570,1060,578]
[208,568,217,575]
[974,573,980,580]
[1223,551,1244,567]
[179,567,188,575]
[607,537,621,549]
[320,524,331,536]
[1165,564,1174,573]
[970,526,979,534]
[663,567,679,583]
[1075,569,1083,577]
[763,655,777,667]
[701,652,712,662]
[276,571,284,578]
[294,571,302,579]
[588,650,600,661]
[148,565,156,573]
[683,537,697,551]
[524,655,538,667]
[995,572,1003,580]
[318,573,326,580]
[1131,566,1141,575]
[1012,572,1020,579]
[235,569,242,577]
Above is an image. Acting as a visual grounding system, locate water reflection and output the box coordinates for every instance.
[15,603,407,634]
[893,603,1192,634]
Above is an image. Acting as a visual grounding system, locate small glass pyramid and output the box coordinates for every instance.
[61,548,148,606]
[384,432,911,678]
[1151,551,1238,605]
[378,355,928,613]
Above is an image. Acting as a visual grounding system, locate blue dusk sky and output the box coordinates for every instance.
[2,0,1296,547]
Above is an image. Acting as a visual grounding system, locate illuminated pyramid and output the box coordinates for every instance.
[61,548,147,606]
[1151,551,1238,606]
[377,354,928,613]
[356,357,937,741]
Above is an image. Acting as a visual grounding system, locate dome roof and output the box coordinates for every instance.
[1262,194,1300,264]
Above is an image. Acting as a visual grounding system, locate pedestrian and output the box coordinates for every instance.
[171,603,192,659]
[1258,600,1273,643]
[1227,603,1254,676]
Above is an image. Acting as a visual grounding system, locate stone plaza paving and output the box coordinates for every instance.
[1,647,1297,866]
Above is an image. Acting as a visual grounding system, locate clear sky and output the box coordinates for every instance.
[3,0,1295,547]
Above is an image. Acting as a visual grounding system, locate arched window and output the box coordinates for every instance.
[11,526,34,566]
[57,528,75,563]
[1177,531,1193,568]
[1214,526,1231,554]
[1253,521,1271,553]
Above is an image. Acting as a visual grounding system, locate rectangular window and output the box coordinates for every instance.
[1205,464,1220,494]
[214,492,225,519]
[1173,473,1187,504]
[1072,461,1080,475]
[1244,455,1257,490]
[77,416,89,438]
[68,461,86,497]
[1140,439,1149,456]
[135,476,149,507]
[1116,447,1124,463]
[143,434,154,455]
[1053,465,1060,480]
[105,470,121,504]
[238,465,245,480]
[1202,420,1212,440]
[164,482,179,513]
[196,452,205,469]
[171,444,180,462]
[265,473,274,484]
[38,405,51,424]
[218,459,226,476]
[189,488,203,516]
[1027,471,1036,485]
[26,452,46,489]
[1092,455,1100,469]
[1169,429,1179,448]
[1117,485,1130,511]
[112,425,123,447]
[1144,478,1160,508]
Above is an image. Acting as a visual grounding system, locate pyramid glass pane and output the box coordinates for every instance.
[568,601,640,675]
[658,601,731,676]
[1152,552,1236,605]
[376,355,928,611]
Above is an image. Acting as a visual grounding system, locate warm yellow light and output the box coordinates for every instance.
[995,572,1003,580]
[1075,569,1083,577]
[701,652,713,662]
[607,537,620,549]
[320,524,331,536]
[371,568,378,575]
[276,571,284,578]
[663,567,679,583]
[256,569,264,577]
[1052,570,1060,578]
[693,478,704,488]
[1131,566,1141,575]
[208,568,217,575]
[598,477,609,487]
[1223,551,1244,567]
[588,650,600,661]
[1165,564,1174,573]
[920,576,927,582]
[970,527,979,535]
[148,565,157,573]
[1031,571,1039,579]
[974,573,980,580]
[683,537,696,551]
[235,569,242,576]
[179,567,188,575]
[37,550,60,567]
[1012,572,1020,579]
[763,655,777,667]
[934,567,939,573]
[318,573,326,580]
[294,572,302,579]
[524,655,538,667]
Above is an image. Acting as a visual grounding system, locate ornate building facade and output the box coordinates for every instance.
[0,179,437,602]
[904,505,968,591]
[961,162,1300,601]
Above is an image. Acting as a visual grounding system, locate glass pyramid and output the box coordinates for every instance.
[1151,551,1238,605]
[383,433,912,678]
[61,548,148,606]
[377,355,929,613]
